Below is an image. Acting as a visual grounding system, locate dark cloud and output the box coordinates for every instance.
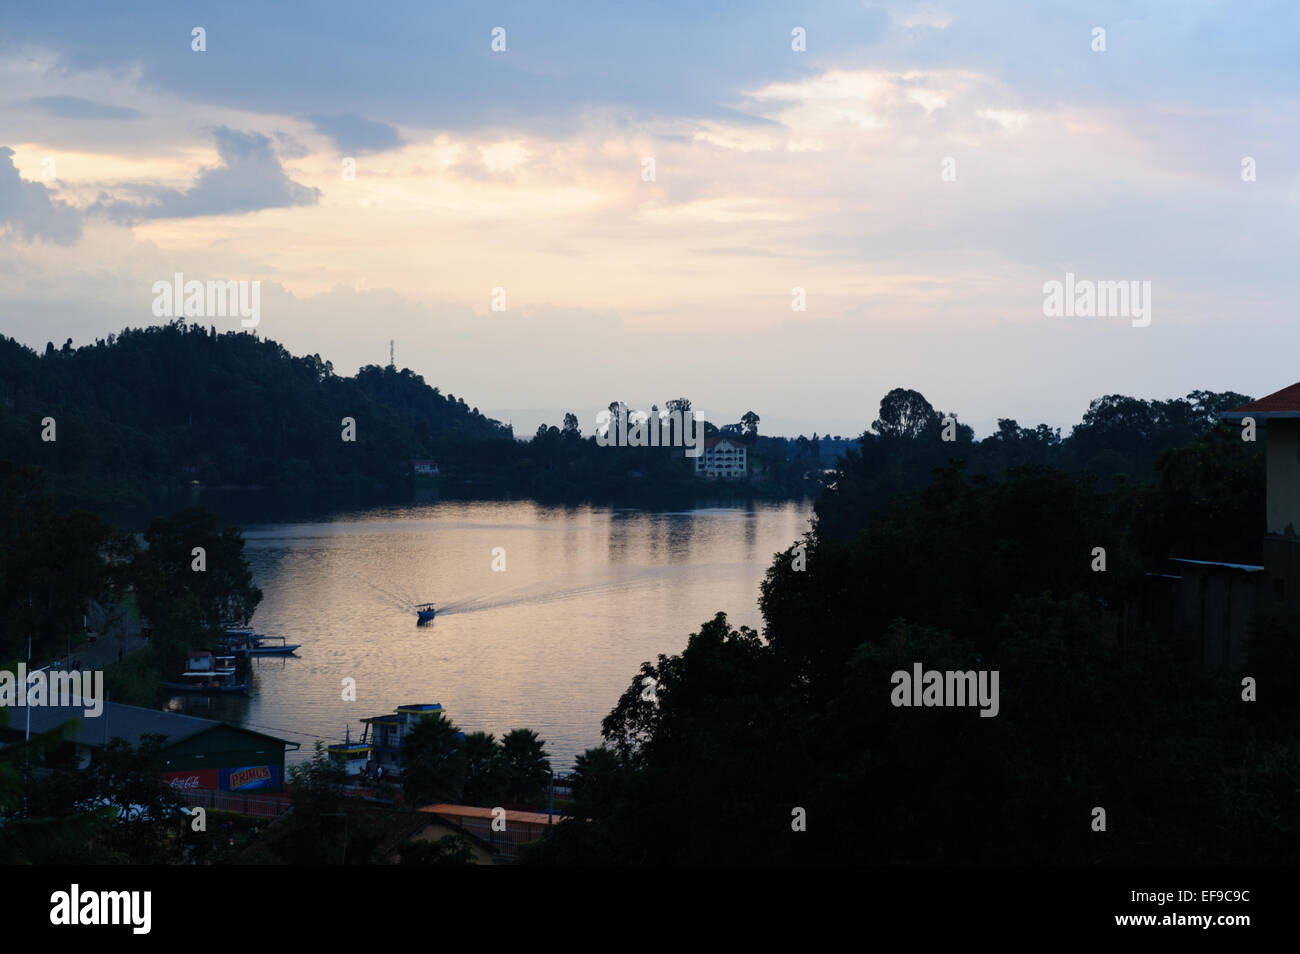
[0,146,82,243]
[15,95,144,120]
[0,1,886,136]
[308,114,403,155]
[90,127,320,223]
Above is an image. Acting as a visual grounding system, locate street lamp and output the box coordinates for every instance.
[25,636,53,742]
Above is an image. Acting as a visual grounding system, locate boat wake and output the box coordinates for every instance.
[353,567,677,620]
[351,573,419,614]
[435,570,674,617]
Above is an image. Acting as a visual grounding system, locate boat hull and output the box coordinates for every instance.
[161,681,250,694]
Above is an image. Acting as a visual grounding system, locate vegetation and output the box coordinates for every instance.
[812,386,1256,544]
[1,325,1261,510]
[400,713,552,810]
[0,461,126,664]
[271,743,386,864]
[0,323,512,505]
[397,834,477,865]
[0,334,1288,864]
[0,460,262,705]
[523,394,1295,864]
[0,724,186,864]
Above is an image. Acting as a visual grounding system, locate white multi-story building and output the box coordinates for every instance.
[695,437,748,479]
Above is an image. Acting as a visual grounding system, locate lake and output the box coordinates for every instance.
[166,497,814,771]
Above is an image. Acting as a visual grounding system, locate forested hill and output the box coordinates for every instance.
[0,322,1266,511]
[0,321,513,501]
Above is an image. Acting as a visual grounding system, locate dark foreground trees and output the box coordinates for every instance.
[401,713,552,810]
[525,417,1296,865]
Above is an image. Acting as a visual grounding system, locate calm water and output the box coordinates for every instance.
[167,499,813,771]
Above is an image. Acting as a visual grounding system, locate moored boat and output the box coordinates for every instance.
[327,726,372,777]
[161,650,249,694]
[246,635,301,656]
[219,630,301,656]
[160,677,250,694]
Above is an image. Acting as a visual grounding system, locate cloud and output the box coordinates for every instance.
[15,95,144,120]
[272,130,312,159]
[0,146,81,243]
[0,1,887,137]
[90,127,320,222]
[309,113,403,155]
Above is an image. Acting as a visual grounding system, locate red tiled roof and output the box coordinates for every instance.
[1223,383,1300,418]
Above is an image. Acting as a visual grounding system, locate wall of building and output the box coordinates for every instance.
[1176,565,1260,670]
[696,439,747,478]
[1262,535,1300,608]
[159,725,288,792]
[1265,419,1300,535]
[398,821,495,865]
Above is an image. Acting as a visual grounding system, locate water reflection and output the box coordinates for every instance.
[168,498,813,771]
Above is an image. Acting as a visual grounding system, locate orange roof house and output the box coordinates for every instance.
[1218,383,1300,620]
[1221,384,1300,537]
[1222,383,1300,419]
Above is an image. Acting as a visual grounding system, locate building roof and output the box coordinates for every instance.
[703,436,746,449]
[363,703,443,724]
[1220,384,1300,419]
[0,700,290,750]
[1169,558,1265,572]
[418,804,562,827]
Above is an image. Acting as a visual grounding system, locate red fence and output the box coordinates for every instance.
[174,788,292,819]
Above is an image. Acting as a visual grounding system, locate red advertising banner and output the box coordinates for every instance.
[159,769,219,790]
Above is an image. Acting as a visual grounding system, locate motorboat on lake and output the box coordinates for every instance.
[415,603,436,624]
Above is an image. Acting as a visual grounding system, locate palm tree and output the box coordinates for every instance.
[501,729,551,806]
[571,746,624,819]
[462,731,506,805]
[400,713,466,806]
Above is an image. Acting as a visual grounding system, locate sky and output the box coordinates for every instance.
[1,1,1297,438]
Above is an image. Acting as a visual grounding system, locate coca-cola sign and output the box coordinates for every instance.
[159,769,218,790]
